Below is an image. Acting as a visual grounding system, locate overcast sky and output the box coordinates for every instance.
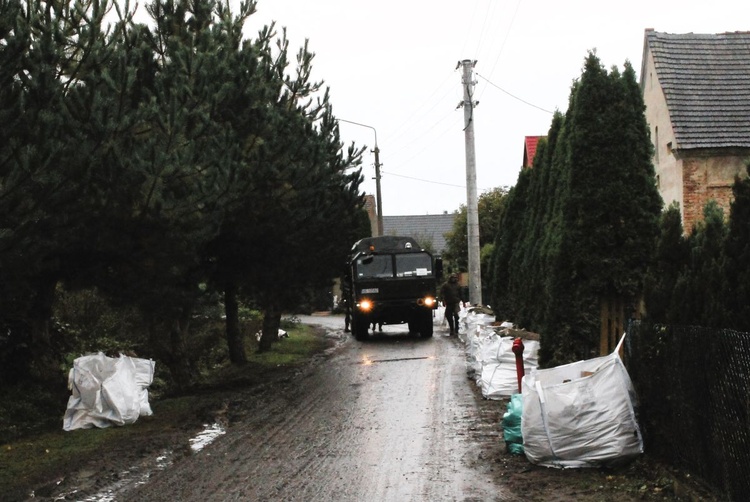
[238,0,750,216]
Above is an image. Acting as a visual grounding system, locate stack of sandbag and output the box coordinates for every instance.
[460,309,497,379]
[521,334,643,468]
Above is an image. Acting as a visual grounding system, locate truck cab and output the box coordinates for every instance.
[345,236,440,340]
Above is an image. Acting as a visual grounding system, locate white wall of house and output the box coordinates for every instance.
[642,49,683,213]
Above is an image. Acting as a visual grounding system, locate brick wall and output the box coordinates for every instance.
[681,153,748,232]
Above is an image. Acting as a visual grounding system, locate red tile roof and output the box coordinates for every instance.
[523,136,544,168]
[521,136,544,167]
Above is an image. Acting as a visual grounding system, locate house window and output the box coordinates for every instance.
[655,126,659,163]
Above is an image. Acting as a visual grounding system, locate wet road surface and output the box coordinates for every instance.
[121,315,512,501]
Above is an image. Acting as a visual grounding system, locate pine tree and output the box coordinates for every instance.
[0,0,135,379]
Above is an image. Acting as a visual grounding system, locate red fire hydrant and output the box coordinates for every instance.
[511,337,525,394]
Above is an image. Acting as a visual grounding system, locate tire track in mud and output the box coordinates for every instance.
[121,328,514,501]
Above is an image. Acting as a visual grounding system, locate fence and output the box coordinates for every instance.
[625,321,750,501]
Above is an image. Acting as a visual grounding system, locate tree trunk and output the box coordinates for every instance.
[170,304,194,388]
[224,283,247,364]
[258,302,281,353]
[147,302,195,391]
[28,275,59,382]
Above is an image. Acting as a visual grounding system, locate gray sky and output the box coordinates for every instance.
[240,0,750,216]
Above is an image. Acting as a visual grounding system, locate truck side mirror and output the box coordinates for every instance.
[435,257,443,282]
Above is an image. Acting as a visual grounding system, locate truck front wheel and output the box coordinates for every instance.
[420,310,434,338]
[352,314,370,341]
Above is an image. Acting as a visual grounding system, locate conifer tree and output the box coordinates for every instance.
[0,0,134,379]
[511,112,565,329]
[488,170,530,319]
[671,201,728,327]
[205,27,365,354]
[443,188,507,277]
[488,52,661,365]
[642,203,689,324]
[724,164,750,331]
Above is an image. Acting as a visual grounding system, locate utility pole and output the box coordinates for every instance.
[337,119,383,236]
[373,144,383,237]
[458,59,482,306]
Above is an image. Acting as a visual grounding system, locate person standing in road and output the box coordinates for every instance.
[440,273,465,335]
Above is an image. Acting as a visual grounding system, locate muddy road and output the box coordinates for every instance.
[120,317,512,501]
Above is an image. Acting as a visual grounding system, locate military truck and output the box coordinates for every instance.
[344,236,441,341]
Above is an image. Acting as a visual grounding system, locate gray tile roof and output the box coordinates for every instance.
[644,30,750,149]
[382,213,457,255]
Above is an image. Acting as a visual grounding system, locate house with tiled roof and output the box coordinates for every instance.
[641,29,750,231]
[382,213,456,256]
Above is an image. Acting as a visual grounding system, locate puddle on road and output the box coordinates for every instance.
[61,450,173,502]
[55,423,226,501]
[360,355,435,365]
[189,423,226,452]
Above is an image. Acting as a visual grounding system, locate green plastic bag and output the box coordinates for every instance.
[502,393,524,455]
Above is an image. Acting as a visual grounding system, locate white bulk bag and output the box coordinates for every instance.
[460,309,494,338]
[63,352,155,431]
[521,335,642,468]
[480,337,539,399]
[467,328,500,382]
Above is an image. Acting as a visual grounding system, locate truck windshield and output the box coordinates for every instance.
[355,255,393,278]
[395,253,432,277]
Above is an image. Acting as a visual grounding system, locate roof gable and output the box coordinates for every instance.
[645,30,750,150]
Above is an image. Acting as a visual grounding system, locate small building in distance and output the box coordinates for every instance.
[382,213,456,257]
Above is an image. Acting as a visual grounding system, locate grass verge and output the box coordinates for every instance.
[0,323,330,499]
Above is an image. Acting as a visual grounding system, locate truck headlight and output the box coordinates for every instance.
[418,297,436,307]
[358,299,373,312]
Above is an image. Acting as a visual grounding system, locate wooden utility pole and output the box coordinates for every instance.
[459,59,482,306]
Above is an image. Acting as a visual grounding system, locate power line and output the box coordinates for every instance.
[381,169,501,193]
[383,71,455,146]
[483,0,523,86]
[382,170,465,189]
[476,72,554,114]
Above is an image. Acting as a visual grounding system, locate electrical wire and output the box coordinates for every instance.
[382,169,503,194]
[482,0,523,92]
[383,109,462,171]
[476,72,554,114]
[383,75,459,154]
[382,170,466,189]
